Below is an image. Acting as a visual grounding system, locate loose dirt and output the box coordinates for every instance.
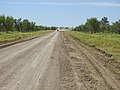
[0,31,120,90]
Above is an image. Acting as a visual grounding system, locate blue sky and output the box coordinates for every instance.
[0,0,120,27]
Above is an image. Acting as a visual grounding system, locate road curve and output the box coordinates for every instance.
[0,31,120,90]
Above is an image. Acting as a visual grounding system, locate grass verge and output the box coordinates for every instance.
[64,31,120,61]
[0,30,53,43]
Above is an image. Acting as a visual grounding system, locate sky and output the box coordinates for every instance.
[0,0,120,27]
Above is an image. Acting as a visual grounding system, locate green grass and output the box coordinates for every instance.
[0,30,53,42]
[65,31,120,61]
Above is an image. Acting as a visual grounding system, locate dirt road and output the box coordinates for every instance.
[0,31,120,90]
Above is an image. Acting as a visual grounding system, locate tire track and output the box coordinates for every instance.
[60,32,120,90]
[0,32,58,90]
[69,35,120,90]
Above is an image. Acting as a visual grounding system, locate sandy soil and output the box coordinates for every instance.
[0,31,120,90]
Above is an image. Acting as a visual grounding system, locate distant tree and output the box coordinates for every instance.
[71,17,120,34]
[51,26,57,30]
[5,16,15,32]
[0,15,58,32]
[14,18,22,32]
[80,25,86,32]
[100,17,109,33]
[0,15,5,32]
[112,20,120,34]
[30,22,36,31]
[21,19,31,32]
[86,18,100,33]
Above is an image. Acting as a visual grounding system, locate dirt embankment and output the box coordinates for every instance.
[0,31,120,90]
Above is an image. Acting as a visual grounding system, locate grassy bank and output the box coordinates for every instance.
[65,31,120,61]
[0,30,53,42]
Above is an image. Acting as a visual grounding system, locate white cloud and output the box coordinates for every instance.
[84,2,120,7]
[7,1,120,7]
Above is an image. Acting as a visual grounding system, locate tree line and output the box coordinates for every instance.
[73,17,120,34]
[0,15,57,32]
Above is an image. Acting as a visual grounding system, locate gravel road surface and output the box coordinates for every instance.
[0,31,120,90]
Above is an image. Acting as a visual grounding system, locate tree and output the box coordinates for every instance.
[29,22,36,31]
[112,20,120,34]
[0,15,5,32]
[0,15,58,32]
[14,18,22,32]
[86,18,100,33]
[100,17,109,33]
[21,19,30,32]
[4,16,15,32]
[51,26,57,30]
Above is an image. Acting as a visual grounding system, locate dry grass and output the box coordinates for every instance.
[65,31,120,61]
[0,30,52,42]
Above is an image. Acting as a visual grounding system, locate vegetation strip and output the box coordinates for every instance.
[65,31,120,61]
[0,15,57,33]
[73,17,120,34]
[0,31,53,49]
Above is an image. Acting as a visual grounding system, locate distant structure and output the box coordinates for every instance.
[56,27,60,31]
[56,27,72,31]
